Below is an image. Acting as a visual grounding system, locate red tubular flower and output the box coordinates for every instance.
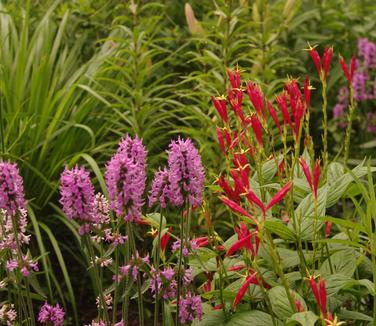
[313,159,321,199]
[203,272,213,293]
[228,264,245,272]
[217,175,240,203]
[250,114,263,146]
[323,47,333,81]
[247,82,266,121]
[295,299,305,312]
[267,101,282,135]
[308,275,321,308]
[213,303,223,310]
[227,68,241,89]
[276,93,293,131]
[244,189,265,213]
[299,157,313,190]
[350,56,357,80]
[223,128,232,147]
[339,55,357,85]
[211,96,228,123]
[230,169,245,195]
[319,278,327,315]
[265,181,293,211]
[325,221,332,238]
[225,233,253,257]
[161,227,172,252]
[219,196,257,224]
[233,272,258,307]
[309,47,322,76]
[304,76,311,109]
[216,127,226,155]
[195,236,209,247]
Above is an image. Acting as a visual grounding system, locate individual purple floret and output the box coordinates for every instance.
[38,302,65,326]
[59,165,95,223]
[333,103,345,119]
[179,292,203,324]
[149,167,171,208]
[0,161,26,216]
[167,138,205,207]
[105,135,147,222]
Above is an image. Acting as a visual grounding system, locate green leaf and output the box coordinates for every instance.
[286,311,319,326]
[320,249,356,277]
[228,310,277,326]
[265,220,296,241]
[269,286,306,320]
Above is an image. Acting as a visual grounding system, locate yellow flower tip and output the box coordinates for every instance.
[304,42,318,51]
[148,227,158,238]
[325,315,346,326]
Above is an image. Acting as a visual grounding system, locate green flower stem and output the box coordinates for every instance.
[321,79,329,179]
[154,209,164,326]
[84,235,110,323]
[127,222,145,326]
[264,230,296,312]
[175,207,185,326]
[113,246,120,323]
[344,86,355,167]
[11,214,35,326]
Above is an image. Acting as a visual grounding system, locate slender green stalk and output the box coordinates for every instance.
[0,95,5,154]
[127,222,145,326]
[344,86,355,167]
[175,207,185,326]
[113,246,120,323]
[84,235,110,324]
[154,209,164,326]
[321,80,329,179]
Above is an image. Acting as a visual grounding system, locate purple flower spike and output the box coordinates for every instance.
[179,292,203,324]
[149,168,171,208]
[0,161,26,216]
[59,165,95,223]
[105,135,147,222]
[167,138,205,207]
[38,302,65,326]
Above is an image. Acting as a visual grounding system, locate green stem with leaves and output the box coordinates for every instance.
[344,86,355,167]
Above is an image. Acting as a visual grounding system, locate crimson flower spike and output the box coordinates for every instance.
[244,188,265,213]
[339,55,357,85]
[219,196,258,224]
[227,68,241,89]
[299,157,313,190]
[304,77,311,110]
[308,274,321,307]
[250,114,263,147]
[225,233,252,257]
[309,45,322,77]
[223,128,232,147]
[217,175,240,203]
[216,127,226,155]
[265,180,293,211]
[160,227,172,252]
[276,93,293,131]
[318,278,327,315]
[247,82,266,121]
[211,96,228,123]
[267,101,282,135]
[233,272,258,308]
[323,47,333,81]
[313,159,321,199]
[325,221,332,238]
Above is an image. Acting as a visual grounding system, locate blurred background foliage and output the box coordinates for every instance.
[1,0,376,322]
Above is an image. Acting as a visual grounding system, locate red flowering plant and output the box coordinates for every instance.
[190,49,376,325]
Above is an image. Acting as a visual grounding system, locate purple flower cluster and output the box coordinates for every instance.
[114,251,149,282]
[171,238,200,257]
[59,165,95,223]
[148,168,170,208]
[167,138,205,207]
[105,135,147,221]
[353,71,368,101]
[358,38,376,69]
[150,266,177,300]
[38,302,65,326]
[149,138,205,208]
[0,162,26,216]
[179,292,203,324]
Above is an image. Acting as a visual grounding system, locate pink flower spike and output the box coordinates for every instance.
[323,47,333,81]
[265,181,293,211]
[219,196,257,224]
